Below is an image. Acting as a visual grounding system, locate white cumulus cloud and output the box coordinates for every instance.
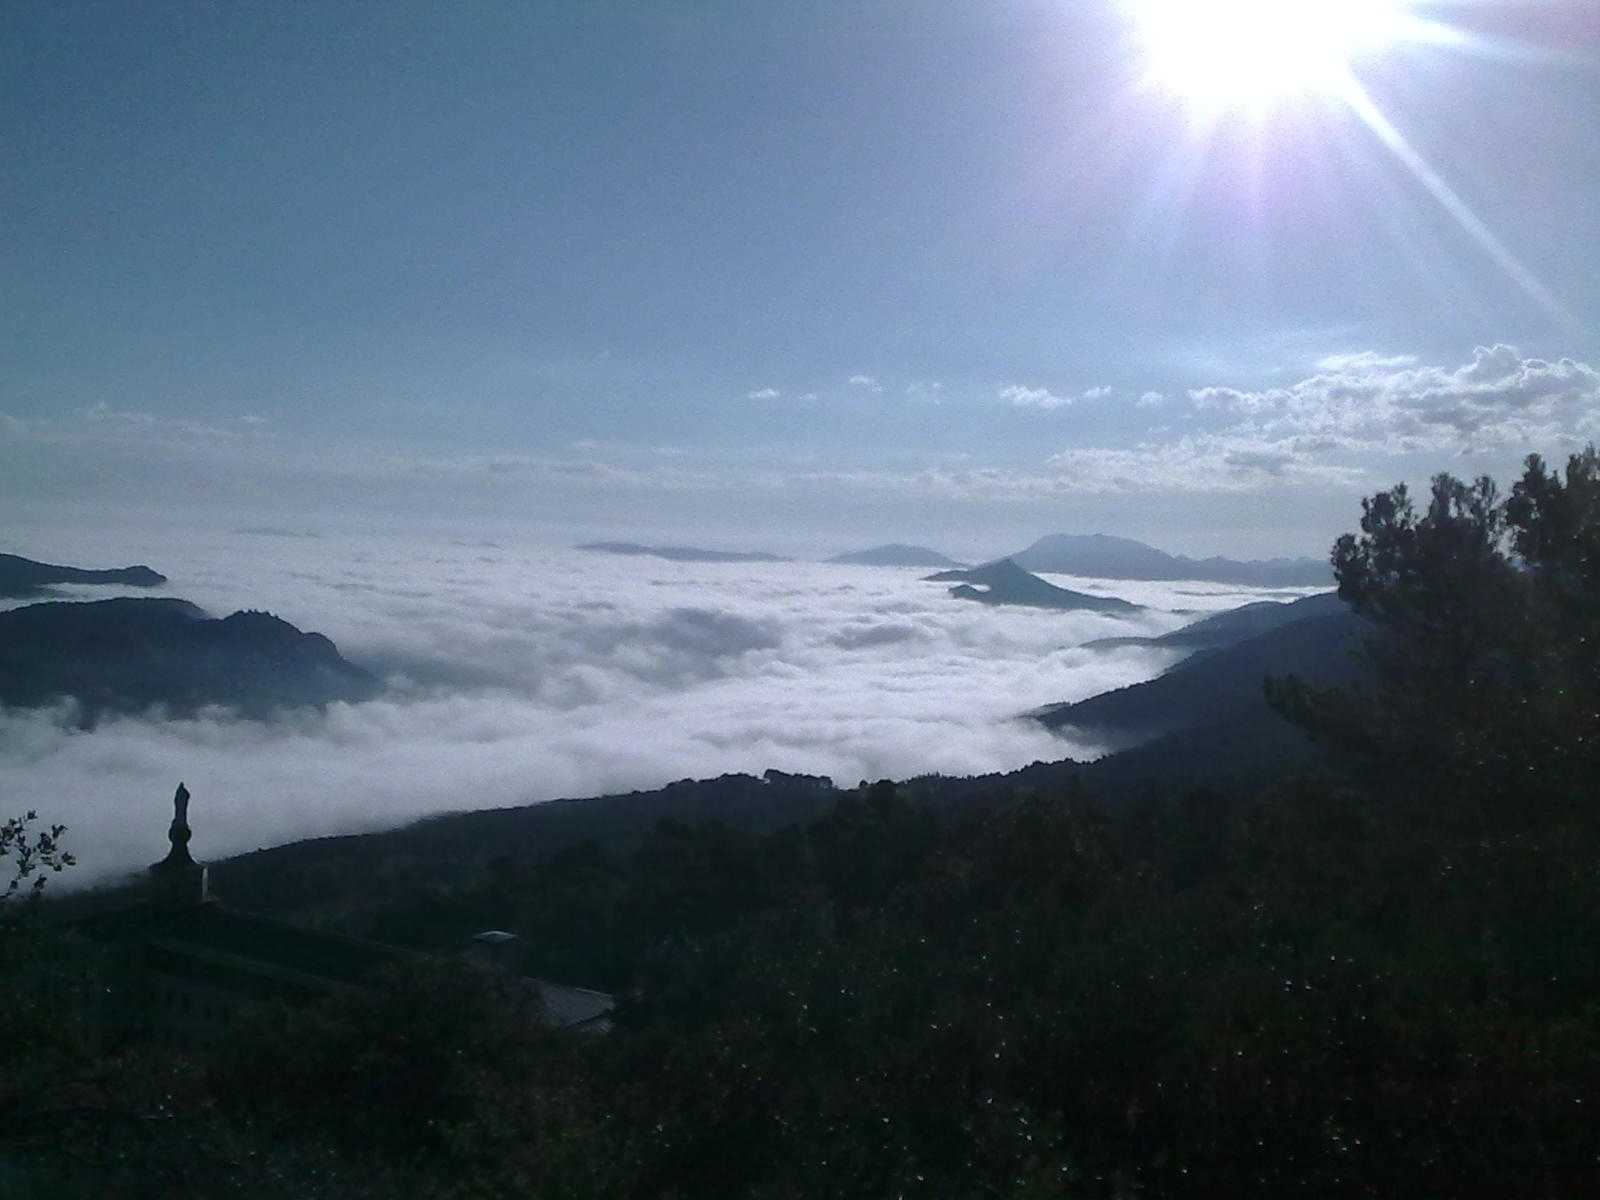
[1002,384,1113,410]
[1187,345,1600,453]
[1001,384,1071,411]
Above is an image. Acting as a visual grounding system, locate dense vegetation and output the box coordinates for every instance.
[5,450,1599,1197]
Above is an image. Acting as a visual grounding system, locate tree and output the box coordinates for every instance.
[1271,447,1600,826]
[1,810,75,915]
[1500,446,1600,808]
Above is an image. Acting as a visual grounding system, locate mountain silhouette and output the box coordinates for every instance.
[1009,533,1330,585]
[829,544,964,568]
[0,552,167,599]
[1033,607,1366,749]
[0,597,379,722]
[577,542,789,564]
[925,558,1141,613]
[1082,591,1345,655]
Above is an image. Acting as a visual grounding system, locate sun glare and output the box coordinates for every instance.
[1130,0,1411,116]
[1122,0,1574,326]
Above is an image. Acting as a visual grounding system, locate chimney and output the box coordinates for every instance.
[149,782,209,907]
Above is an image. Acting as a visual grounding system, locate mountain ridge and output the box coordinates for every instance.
[1010,532,1330,585]
[577,542,789,564]
[1082,590,1345,655]
[0,596,379,722]
[829,544,963,568]
[1034,607,1367,749]
[926,558,1141,613]
[0,552,167,599]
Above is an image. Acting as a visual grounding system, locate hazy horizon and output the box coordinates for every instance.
[4,505,1344,572]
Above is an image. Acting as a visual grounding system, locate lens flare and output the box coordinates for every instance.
[1130,0,1411,116]
[1123,0,1574,327]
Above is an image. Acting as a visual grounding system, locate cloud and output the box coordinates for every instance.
[1,533,1306,887]
[1190,386,1280,416]
[1221,447,1294,475]
[747,387,781,400]
[1002,384,1113,410]
[1137,391,1165,409]
[14,343,1587,533]
[1001,384,1071,411]
[827,620,930,651]
[1314,352,1419,372]
[905,381,944,404]
[1045,434,1365,493]
[78,402,274,446]
[848,374,884,394]
[1187,345,1600,453]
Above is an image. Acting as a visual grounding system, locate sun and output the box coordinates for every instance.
[1129,0,1411,117]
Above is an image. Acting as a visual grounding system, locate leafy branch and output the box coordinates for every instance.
[2,811,76,907]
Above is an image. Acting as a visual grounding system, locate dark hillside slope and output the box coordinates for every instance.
[0,597,378,720]
[1036,609,1367,749]
[209,770,840,927]
[1084,590,1344,654]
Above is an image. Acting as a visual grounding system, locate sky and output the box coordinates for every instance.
[5,0,1599,558]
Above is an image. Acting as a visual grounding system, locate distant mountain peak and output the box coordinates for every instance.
[829,544,963,568]
[577,542,789,564]
[925,558,1141,613]
[1009,533,1329,585]
[0,597,377,723]
[0,552,168,599]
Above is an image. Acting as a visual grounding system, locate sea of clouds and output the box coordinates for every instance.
[0,523,1320,886]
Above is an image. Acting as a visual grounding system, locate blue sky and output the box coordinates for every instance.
[4,1,1598,557]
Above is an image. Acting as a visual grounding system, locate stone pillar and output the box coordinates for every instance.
[149,782,209,906]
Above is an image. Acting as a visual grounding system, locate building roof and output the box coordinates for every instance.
[79,898,616,1029]
[535,980,616,1031]
[75,784,617,1031]
[77,899,416,989]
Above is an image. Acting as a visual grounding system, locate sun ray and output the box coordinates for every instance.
[1333,72,1577,330]
[1123,0,1578,330]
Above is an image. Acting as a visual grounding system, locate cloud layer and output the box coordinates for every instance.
[1030,346,1600,496]
[1189,344,1600,457]
[0,531,1311,887]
